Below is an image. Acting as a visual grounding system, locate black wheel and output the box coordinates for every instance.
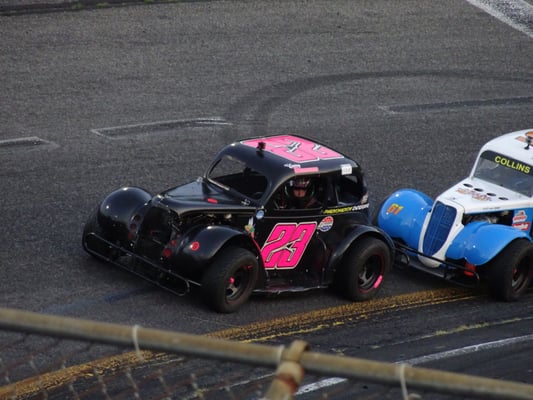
[335,236,391,301]
[82,208,118,261]
[201,247,259,313]
[488,239,533,301]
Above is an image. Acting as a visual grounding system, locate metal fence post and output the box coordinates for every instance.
[263,340,309,400]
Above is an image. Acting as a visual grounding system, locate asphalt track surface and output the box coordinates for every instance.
[1,0,533,397]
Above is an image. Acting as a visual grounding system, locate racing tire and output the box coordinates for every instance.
[201,246,259,313]
[487,239,533,302]
[82,208,118,262]
[335,236,391,301]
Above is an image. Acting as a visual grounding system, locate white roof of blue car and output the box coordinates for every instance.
[480,129,533,165]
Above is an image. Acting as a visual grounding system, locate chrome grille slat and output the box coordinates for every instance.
[423,202,456,255]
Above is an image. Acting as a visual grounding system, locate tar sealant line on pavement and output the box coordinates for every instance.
[380,96,533,114]
[0,136,46,147]
[0,136,56,151]
[91,117,231,138]
[0,0,161,16]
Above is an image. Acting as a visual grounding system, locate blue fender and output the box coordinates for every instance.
[446,222,531,265]
[376,189,433,249]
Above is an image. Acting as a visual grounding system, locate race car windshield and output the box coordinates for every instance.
[207,156,268,200]
[473,150,533,197]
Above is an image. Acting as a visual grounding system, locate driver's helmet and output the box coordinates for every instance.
[286,176,315,202]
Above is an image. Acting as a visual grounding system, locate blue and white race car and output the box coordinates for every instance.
[375,129,533,301]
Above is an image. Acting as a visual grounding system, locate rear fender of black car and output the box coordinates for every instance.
[96,186,152,244]
[172,225,262,274]
[327,225,395,281]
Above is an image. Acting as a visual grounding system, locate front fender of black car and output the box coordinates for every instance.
[95,186,153,244]
[166,225,262,277]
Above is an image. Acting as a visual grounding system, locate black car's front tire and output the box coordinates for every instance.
[488,239,533,301]
[335,236,391,301]
[201,246,259,313]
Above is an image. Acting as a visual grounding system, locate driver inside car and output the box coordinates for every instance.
[275,176,321,209]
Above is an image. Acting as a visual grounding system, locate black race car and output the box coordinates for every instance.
[82,135,394,312]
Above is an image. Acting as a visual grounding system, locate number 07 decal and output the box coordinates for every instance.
[261,222,317,269]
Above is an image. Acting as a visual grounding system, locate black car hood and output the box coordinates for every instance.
[155,179,255,215]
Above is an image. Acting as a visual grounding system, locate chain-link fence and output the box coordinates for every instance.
[1,307,532,400]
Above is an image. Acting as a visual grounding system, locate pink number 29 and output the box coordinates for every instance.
[261,222,317,269]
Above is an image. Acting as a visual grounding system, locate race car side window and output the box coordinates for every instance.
[337,174,364,204]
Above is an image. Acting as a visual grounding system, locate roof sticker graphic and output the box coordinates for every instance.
[242,135,344,163]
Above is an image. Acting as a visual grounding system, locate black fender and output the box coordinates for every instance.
[325,224,395,282]
[96,186,153,243]
[170,224,262,277]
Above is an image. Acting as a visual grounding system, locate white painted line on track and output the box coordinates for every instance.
[399,333,533,365]
[465,0,533,38]
[295,333,533,396]
[295,377,346,394]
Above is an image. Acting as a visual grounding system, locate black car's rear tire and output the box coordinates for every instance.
[335,236,391,301]
[201,246,259,313]
[488,239,533,301]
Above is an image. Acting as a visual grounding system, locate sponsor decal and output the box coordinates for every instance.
[456,187,492,201]
[318,216,334,232]
[494,155,531,174]
[513,210,528,223]
[323,203,369,215]
[513,222,531,231]
[284,163,301,169]
[481,150,533,175]
[512,210,531,231]
[386,203,404,215]
[324,206,353,214]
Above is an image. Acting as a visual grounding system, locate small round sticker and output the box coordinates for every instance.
[318,216,334,232]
